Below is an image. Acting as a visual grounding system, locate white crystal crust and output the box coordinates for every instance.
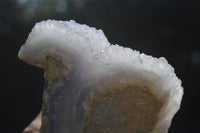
[18,20,183,133]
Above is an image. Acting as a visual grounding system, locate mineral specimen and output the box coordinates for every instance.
[19,20,183,133]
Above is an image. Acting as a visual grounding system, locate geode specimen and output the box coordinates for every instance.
[18,20,183,133]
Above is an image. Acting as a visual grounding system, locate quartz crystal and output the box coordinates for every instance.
[18,20,183,133]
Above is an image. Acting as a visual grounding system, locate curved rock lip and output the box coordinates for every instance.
[18,20,183,133]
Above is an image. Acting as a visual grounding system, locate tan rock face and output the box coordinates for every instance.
[82,80,164,133]
[19,20,183,133]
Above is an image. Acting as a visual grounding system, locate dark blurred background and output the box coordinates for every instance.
[0,0,200,132]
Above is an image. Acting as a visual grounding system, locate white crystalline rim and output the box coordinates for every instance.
[18,19,183,132]
[28,20,109,50]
